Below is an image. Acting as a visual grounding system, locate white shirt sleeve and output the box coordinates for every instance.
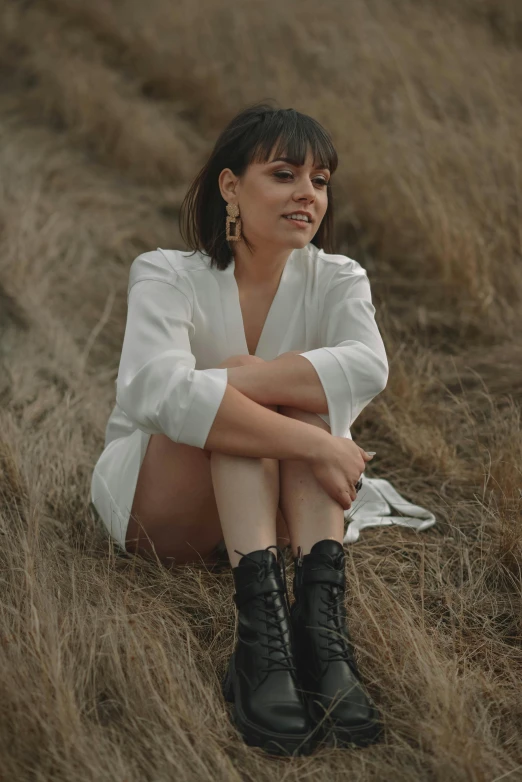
[115,252,228,449]
[299,261,389,438]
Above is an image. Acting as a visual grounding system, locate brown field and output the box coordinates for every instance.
[0,0,521,778]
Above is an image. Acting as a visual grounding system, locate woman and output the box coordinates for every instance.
[90,102,389,757]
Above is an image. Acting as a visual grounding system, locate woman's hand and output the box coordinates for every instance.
[307,437,373,511]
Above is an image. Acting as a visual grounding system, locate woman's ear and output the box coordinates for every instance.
[218,168,238,202]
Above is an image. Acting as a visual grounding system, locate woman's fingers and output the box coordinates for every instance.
[358,446,375,461]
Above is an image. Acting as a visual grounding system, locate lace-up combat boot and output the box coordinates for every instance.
[290,539,384,749]
[222,544,314,756]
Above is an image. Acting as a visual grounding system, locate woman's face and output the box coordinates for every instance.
[218,145,331,251]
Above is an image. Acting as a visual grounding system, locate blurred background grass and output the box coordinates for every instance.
[0,0,521,779]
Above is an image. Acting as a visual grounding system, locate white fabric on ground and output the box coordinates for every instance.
[343,476,437,543]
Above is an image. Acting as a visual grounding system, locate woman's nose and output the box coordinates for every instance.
[294,181,315,202]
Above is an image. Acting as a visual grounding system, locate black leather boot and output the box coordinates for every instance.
[290,539,384,749]
[222,544,315,757]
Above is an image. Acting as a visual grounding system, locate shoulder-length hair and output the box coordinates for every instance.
[179,101,339,271]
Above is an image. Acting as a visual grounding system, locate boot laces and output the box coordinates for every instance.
[234,544,297,676]
[316,552,357,666]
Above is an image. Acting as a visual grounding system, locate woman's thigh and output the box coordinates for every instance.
[125,432,224,567]
[127,434,291,568]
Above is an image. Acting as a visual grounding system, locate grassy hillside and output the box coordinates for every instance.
[0,0,520,778]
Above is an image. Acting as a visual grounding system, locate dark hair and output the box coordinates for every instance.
[179,101,339,270]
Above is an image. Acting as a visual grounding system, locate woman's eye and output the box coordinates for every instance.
[274,171,329,187]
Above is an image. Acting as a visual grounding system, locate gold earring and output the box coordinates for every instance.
[226,203,242,242]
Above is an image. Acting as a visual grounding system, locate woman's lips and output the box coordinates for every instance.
[282,216,310,228]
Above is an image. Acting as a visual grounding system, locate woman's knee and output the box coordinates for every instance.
[278,405,331,433]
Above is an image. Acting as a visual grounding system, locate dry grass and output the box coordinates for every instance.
[0,0,521,778]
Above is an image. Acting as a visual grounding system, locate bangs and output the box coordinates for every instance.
[248,110,338,173]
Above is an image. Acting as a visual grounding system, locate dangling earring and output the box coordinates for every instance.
[226,203,242,242]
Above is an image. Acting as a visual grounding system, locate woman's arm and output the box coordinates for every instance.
[204,379,331,461]
[226,262,389,439]
[226,352,329,414]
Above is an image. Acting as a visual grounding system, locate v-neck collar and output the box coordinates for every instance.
[214,247,303,360]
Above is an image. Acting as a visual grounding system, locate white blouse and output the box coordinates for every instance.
[91,243,395,550]
[114,243,388,444]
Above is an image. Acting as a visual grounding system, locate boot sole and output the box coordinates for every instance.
[222,652,314,757]
[311,711,384,749]
[299,685,384,749]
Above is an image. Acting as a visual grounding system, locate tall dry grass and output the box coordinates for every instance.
[0,0,521,778]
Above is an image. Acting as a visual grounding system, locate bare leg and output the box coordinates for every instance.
[278,406,343,557]
[210,404,282,569]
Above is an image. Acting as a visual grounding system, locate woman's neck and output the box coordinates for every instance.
[232,243,293,287]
